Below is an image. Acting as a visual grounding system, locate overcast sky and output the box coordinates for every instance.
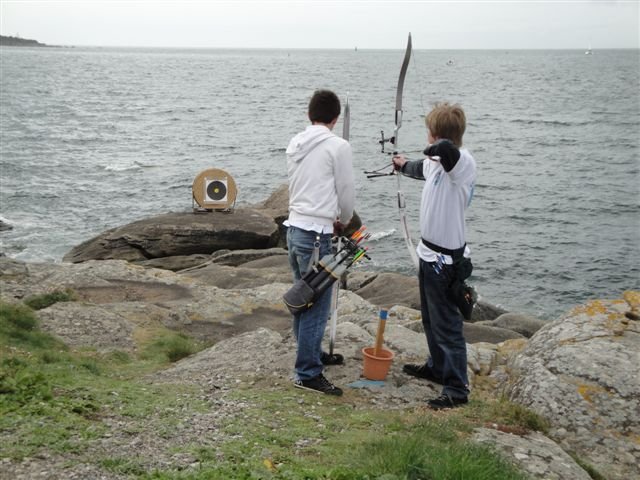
[1,1,638,49]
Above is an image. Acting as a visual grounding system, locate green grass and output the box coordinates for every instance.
[23,289,76,310]
[0,300,209,461]
[572,455,607,480]
[1,299,563,479]
[141,331,205,363]
[146,388,529,480]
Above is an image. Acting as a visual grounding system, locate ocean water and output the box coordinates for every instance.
[1,46,639,320]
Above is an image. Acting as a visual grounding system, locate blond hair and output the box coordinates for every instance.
[426,103,466,147]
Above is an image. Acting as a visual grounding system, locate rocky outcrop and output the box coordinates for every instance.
[353,272,421,310]
[251,184,290,249]
[181,255,292,290]
[62,184,362,264]
[2,255,636,479]
[63,209,280,263]
[471,428,592,480]
[0,256,525,375]
[503,292,640,480]
[477,312,546,338]
[0,219,13,232]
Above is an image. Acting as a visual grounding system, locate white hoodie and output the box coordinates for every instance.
[286,125,355,227]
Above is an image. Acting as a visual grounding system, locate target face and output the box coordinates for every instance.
[192,168,237,210]
[204,178,228,203]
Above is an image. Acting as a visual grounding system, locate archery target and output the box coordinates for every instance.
[205,178,227,202]
[192,168,237,210]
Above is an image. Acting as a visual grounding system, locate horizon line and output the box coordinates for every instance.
[3,43,638,51]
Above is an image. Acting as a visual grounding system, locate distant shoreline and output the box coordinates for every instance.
[0,35,48,47]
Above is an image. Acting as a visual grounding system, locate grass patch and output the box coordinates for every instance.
[0,299,546,479]
[0,301,68,351]
[23,289,76,310]
[141,331,205,363]
[0,300,207,462]
[100,457,148,476]
[345,417,527,480]
[460,396,550,434]
[571,454,607,480]
[143,388,528,480]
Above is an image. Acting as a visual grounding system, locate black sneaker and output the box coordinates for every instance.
[321,351,344,365]
[403,363,442,384]
[294,374,343,396]
[427,393,468,410]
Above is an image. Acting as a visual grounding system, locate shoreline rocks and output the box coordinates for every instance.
[3,183,638,478]
[63,209,281,263]
[1,255,637,478]
[501,293,640,480]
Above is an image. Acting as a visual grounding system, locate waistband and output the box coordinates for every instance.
[421,238,466,259]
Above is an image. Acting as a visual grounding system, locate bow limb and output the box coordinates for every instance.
[395,34,419,271]
[394,35,411,137]
[342,93,350,140]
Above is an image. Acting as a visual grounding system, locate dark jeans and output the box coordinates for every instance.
[287,226,333,381]
[419,258,470,399]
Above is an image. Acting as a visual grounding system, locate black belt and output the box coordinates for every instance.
[421,238,466,259]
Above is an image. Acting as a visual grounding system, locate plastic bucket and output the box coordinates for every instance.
[362,346,395,381]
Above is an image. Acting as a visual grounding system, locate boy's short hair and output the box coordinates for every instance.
[426,103,466,147]
[308,89,341,124]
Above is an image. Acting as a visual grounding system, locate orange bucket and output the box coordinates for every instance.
[362,346,395,381]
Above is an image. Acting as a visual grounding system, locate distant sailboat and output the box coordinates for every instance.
[585,43,593,55]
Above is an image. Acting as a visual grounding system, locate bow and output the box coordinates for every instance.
[394,34,419,270]
[365,34,419,270]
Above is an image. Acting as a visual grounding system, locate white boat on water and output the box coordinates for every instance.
[585,43,593,55]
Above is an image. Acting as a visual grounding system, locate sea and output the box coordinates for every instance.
[1,46,639,321]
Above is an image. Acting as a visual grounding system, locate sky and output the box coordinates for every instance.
[1,0,638,49]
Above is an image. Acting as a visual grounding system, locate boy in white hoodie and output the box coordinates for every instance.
[285,89,355,396]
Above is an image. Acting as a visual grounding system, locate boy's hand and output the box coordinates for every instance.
[392,154,407,171]
[423,139,460,172]
[333,220,346,235]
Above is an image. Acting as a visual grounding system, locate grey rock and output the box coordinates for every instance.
[38,302,135,352]
[406,317,525,344]
[180,258,291,290]
[488,312,547,338]
[209,248,288,267]
[470,300,509,322]
[0,219,13,231]
[354,272,420,310]
[503,294,640,480]
[343,270,378,291]
[63,209,279,263]
[251,184,290,248]
[472,427,592,480]
[155,323,443,408]
[471,343,500,375]
[463,322,525,344]
[134,254,212,271]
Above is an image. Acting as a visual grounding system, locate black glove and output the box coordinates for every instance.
[423,139,460,172]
